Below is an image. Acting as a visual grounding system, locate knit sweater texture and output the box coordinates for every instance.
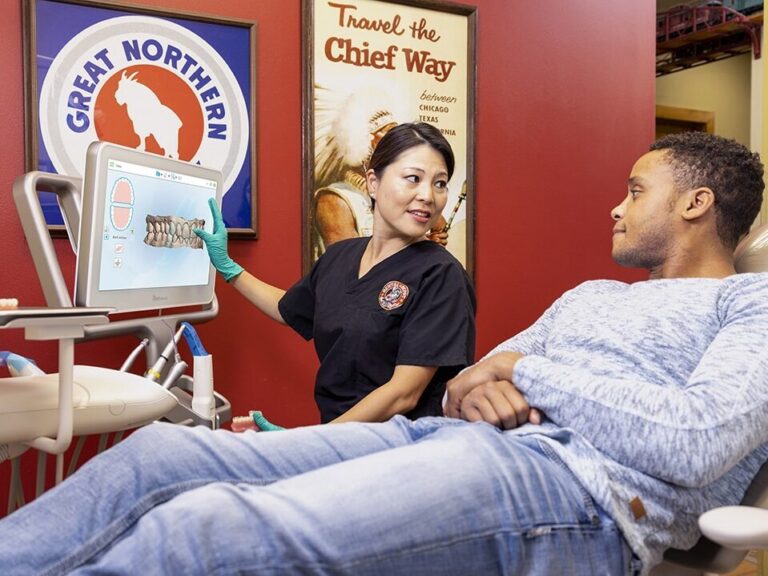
[486,273,768,573]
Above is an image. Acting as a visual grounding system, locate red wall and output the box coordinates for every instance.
[0,0,653,496]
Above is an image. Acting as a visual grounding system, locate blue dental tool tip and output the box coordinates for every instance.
[0,351,44,376]
[181,322,208,356]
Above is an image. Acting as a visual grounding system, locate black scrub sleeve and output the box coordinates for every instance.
[396,261,476,369]
[278,272,317,341]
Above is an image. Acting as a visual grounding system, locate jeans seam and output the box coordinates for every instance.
[536,439,600,522]
[208,524,621,575]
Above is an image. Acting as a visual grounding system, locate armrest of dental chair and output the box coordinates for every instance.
[699,506,768,550]
[654,443,768,575]
[696,456,768,557]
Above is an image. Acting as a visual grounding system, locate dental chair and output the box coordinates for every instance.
[650,222,768,576]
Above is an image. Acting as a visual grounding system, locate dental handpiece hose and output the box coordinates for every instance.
[161,359,188,390]
[121,338,149,372]
[145,326,185,382]
[181,322,216,423]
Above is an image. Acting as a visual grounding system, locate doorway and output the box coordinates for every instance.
[655,104,715,139]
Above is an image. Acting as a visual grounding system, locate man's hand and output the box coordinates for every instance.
[459,380,539,429]
[445,352,540,428]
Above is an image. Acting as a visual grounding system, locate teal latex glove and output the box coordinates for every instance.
[194,198,244,282]
[251,411,285,431]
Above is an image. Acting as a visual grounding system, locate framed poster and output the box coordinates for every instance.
[302,0,477,274]
[23,0,258,238]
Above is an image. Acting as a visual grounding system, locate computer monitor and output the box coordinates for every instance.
[75,141,222,313]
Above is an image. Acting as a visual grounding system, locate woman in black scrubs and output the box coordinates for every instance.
[196,122,476,423]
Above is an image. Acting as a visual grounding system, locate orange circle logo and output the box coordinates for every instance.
[95,65,204,162]
[378,281,409,311]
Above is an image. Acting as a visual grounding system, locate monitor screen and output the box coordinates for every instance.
[75,142,222,312]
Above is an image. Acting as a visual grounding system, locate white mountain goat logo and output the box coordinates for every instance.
[115,71,182,159]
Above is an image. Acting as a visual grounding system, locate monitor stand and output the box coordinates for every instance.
[10,171,231,432]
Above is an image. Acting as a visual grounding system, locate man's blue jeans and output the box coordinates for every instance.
[0,417,639,575]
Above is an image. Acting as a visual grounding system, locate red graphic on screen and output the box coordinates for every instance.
[111,178,134,204]
[111,206,133,231]
[110,177,134,231]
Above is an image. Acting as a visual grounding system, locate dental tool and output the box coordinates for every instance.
[181,322,216,423]
[161,359,188,390]
[144,326,185,382]
[0,351,46,377]
[120,338,149,372]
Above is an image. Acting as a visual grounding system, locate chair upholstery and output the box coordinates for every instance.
[650,222,768,575]
[735,223,768,274]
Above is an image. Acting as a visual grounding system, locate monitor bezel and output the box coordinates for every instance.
[74,141,223,313]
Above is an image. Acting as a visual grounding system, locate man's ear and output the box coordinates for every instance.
[681,187,715,221]
[365,169,378,198]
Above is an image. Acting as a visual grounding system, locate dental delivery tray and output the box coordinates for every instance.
[0,365,177,444]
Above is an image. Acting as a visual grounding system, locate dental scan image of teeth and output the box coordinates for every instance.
[143,215,206,249]
[98,161,216,293]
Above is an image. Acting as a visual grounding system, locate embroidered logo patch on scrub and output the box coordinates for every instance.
[378,281,409,311]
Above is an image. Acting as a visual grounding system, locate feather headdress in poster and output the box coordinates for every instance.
[313,84,407,189]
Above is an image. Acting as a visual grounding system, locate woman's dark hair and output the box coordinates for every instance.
[368,122,455,180]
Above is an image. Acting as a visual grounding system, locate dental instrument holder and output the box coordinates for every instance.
[12,171,231,431]
[180,322,216,423]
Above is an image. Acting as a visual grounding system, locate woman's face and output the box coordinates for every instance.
[366,144,449,242]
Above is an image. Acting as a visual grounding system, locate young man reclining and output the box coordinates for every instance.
[0,131,766,576]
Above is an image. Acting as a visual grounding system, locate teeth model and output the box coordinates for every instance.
[144,215,206,249]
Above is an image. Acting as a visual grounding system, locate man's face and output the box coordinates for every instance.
[610,150,680,269]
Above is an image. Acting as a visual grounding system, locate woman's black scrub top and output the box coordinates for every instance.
[278,237,476,423]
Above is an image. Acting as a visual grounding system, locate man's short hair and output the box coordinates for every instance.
[650,132,764,249]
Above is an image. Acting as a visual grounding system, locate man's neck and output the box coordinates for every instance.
[649,243,736,280]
